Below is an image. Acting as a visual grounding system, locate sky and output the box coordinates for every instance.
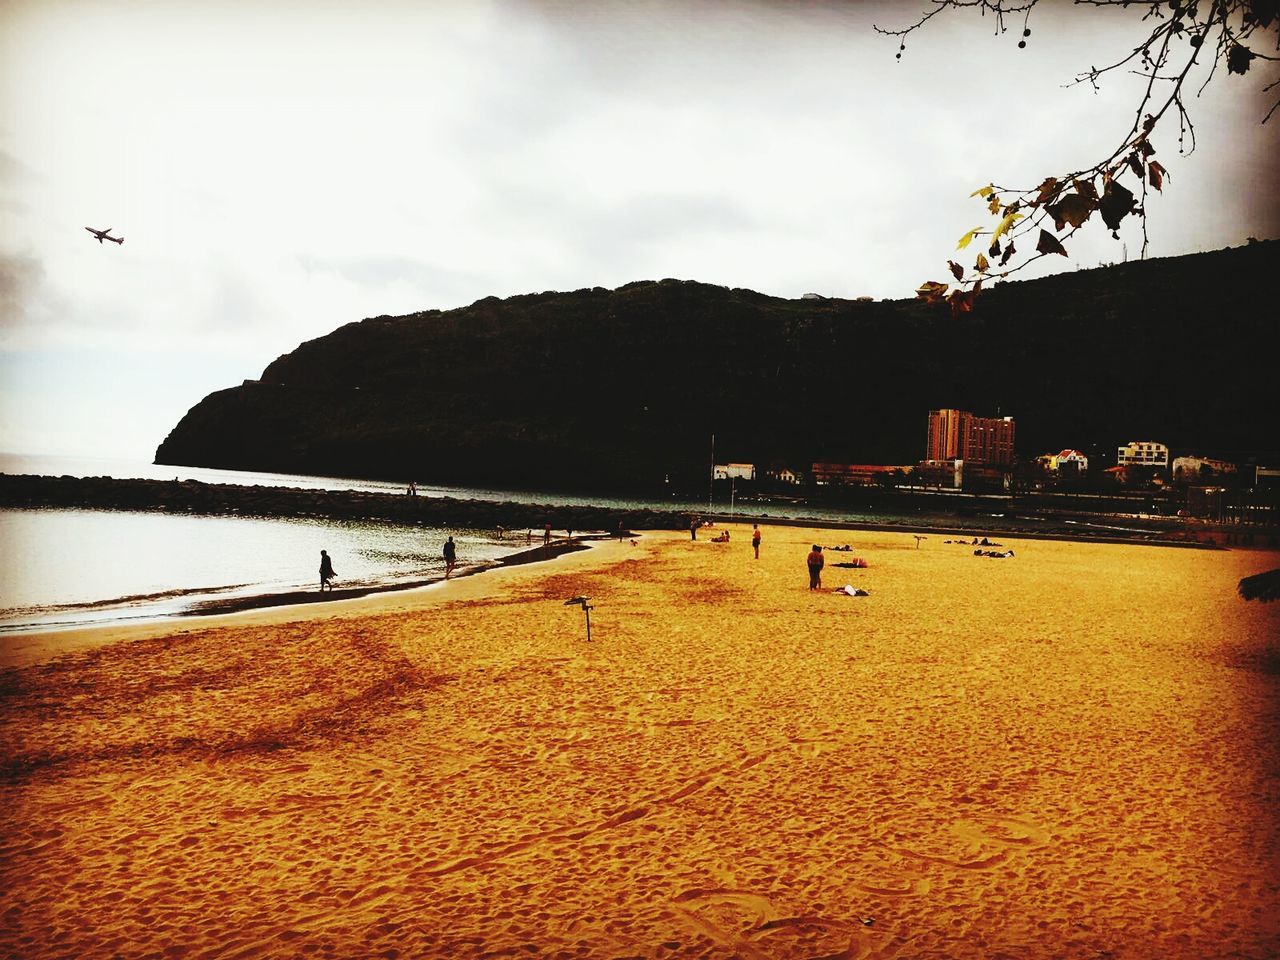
[1,0,1277,460]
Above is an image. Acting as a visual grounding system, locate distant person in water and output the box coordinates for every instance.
[806,544,824,591]
[319,550,336,592]
[752,524,761,559]
[544,523,552,546]
[443,536,457,576]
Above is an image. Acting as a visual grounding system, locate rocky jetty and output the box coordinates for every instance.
[0,474,678,533]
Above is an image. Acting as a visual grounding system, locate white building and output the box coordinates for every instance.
[1117,441,1169,469]
[713,463,755,481]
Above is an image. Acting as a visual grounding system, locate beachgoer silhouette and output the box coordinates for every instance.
[319,549,336,592]
[443,536,457,576]
[807,545,824,590]
[543,523,552,546]
[752,524,761,559]
[690,517,700,541]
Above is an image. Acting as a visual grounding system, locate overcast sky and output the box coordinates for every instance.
[2,0,1277,460]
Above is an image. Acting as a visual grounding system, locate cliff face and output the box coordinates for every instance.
[155,241,1280,491]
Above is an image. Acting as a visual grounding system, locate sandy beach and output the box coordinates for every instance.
[1,524,1277,959]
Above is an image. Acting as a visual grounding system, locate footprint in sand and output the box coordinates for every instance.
[892,814,1050,871]
[671,888,884,960]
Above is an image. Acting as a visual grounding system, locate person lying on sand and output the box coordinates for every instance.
[974,549,1015,558]
[833,584,869,596]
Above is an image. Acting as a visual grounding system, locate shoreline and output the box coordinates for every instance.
[182,536,595,618]
[0,534,630,669]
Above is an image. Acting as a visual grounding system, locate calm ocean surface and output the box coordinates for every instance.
[0,452,930,634]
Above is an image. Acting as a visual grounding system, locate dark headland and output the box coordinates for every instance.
[153,241,1279,492]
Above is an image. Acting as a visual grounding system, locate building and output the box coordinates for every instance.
[713,463,755,481]
[1252,466,1280,488]
[1116,441,1169,469]
[1043,449,1089,474]
[1172,455,1237,483]
[761,464,803,484]
[926,409,1015,468]
[915,459,964,489]
[810,464,906,486]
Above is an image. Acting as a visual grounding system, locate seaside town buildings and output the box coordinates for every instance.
[740,411,1275,519]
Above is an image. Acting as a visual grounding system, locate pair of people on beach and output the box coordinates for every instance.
[320,536,457,591]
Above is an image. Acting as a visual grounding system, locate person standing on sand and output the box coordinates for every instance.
[806,544,824,590]
[752,524,761,559]
[443,536,457,577]
[690,517,700,541]
[543,523,552,546]
[319,550,336,592]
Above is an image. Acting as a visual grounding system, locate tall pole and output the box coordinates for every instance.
[709,433,715,511]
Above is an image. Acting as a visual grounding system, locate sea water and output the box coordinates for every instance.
[0,507,523,633]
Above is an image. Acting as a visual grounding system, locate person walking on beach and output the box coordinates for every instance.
[752,524,761,559]
[443,536,457,577]
[806,544,824,591]
[319,549,336,592]
[543,523,552,546]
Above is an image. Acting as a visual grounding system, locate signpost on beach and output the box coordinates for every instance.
[564,596,593,642]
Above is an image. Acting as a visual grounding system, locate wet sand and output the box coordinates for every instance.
[1,526,1277,959]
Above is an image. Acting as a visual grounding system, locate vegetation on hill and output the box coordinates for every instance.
[155,240,1279,493]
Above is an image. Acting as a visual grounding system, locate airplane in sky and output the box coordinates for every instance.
[85,226,124,245]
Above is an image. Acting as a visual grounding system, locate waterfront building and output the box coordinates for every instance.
[713,463,755,481]
[1116,441,1169,469]
[915,459,964,489]
[1172,455,1237,483]
[1044,449,1089,474]
[762,464,803,484]
[809,464,906,486]
[926,409,1016,467]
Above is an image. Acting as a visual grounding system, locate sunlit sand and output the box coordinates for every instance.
[2,526,1277,959]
